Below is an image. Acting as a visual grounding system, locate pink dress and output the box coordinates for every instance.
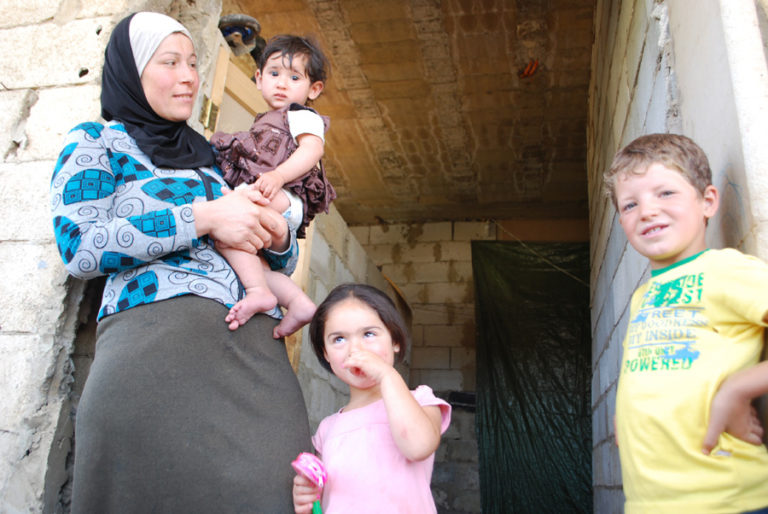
[312,385,451,513]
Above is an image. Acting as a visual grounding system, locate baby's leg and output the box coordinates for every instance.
[265,271,316,339]
[220,246,278,330]
[268,189,291,214]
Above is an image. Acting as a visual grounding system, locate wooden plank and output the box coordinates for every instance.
[224,56,269,117]
[204,43,232,138]
[284,224,314,372]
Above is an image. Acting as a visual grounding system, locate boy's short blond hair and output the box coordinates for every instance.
[604,133,712,208]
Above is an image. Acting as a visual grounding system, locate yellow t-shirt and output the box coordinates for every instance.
[616,249,768,513]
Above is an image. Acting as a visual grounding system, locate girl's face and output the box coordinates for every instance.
[322,298,400,389]
[140,33,199,122]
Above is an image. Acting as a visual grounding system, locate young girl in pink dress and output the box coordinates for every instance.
[292,284,452,514]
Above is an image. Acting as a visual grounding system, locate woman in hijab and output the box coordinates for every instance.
[50,12,311,512]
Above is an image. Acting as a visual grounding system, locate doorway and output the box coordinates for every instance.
[472,241,591,512]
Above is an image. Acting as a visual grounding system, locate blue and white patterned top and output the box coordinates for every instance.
[50,121,297,320]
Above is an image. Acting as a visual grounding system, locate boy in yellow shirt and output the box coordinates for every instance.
[605,133,768,513]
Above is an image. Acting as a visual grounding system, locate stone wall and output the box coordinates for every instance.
[587,0,768,511]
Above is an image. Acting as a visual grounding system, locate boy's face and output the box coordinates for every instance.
[615,162,719,270]
[255,52,323,110]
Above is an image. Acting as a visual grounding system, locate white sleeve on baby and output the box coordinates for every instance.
[287,109,325,143]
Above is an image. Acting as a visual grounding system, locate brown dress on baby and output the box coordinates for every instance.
[211,103,336,238]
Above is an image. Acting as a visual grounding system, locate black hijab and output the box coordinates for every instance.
[101,12,214,169]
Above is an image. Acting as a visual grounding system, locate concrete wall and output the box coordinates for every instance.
[351,218,589,393]
[287,211,488,513]
[588,0,768,511]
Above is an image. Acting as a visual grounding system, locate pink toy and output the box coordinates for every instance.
[292,452,327,514]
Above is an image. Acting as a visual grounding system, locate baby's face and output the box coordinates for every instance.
[615,163,718,269]
[255,52,323,110]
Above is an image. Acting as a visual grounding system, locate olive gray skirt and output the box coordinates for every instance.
[71,295,311,513]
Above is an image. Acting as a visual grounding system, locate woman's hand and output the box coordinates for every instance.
[192,186,288,253]
[292,474,321,514]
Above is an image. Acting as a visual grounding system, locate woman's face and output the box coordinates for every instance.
[140,32,198,122]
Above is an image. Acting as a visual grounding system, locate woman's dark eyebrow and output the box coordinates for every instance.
[154,50,196,60]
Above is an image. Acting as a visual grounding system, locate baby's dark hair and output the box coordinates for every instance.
[258,34,329,84]
[309,283,409,373]
[604,133,713,208]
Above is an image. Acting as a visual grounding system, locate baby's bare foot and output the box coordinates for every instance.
[273,293,317,339]
[226,286,278,330]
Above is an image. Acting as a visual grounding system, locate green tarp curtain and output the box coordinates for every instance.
[472,241,592,513]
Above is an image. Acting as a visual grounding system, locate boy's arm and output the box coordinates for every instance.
[255,134,324,199]
[703,360,768,454]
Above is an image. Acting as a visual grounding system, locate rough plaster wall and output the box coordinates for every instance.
[588,0,768,512]
[710,0,768,257]
[0,1,221,512]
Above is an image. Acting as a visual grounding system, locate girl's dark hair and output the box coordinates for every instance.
[309,283,409,372]
[258,34,329,84]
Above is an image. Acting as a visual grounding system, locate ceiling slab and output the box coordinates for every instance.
[223,0,595,225]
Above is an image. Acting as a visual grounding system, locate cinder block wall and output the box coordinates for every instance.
[588,1,768,511]
[588,2,675,509]
[351,221,487,393]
